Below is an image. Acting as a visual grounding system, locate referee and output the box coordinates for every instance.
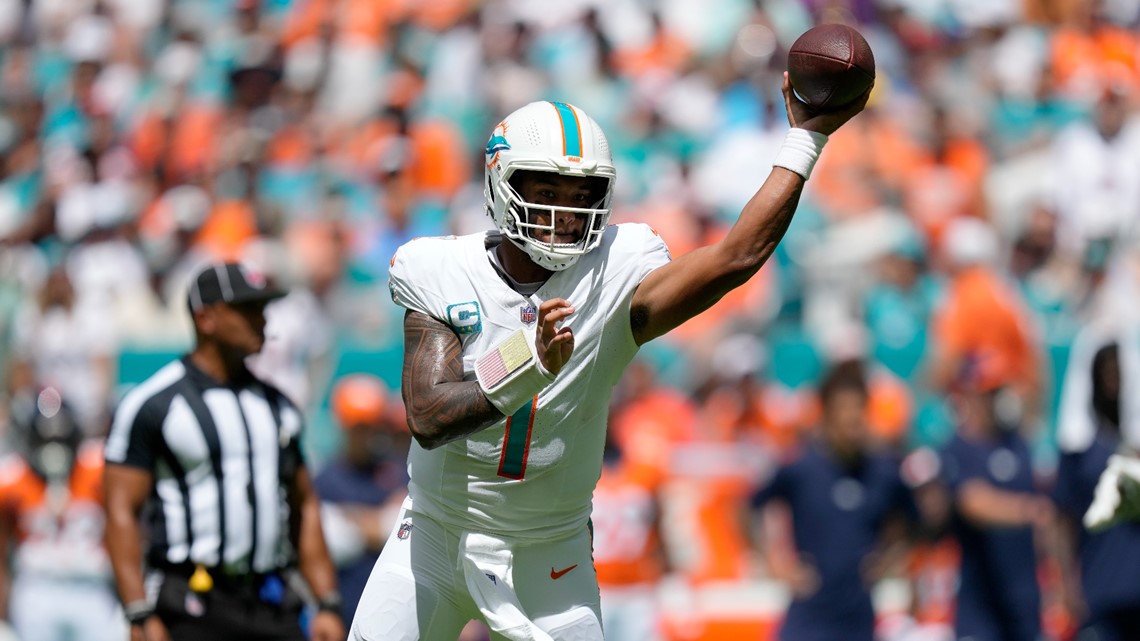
[103,263,344,641]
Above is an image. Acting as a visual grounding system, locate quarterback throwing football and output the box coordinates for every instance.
[348,74,870,641]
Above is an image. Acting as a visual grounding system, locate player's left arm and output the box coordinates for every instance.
[629,74,870,345]
[290,466,345,641]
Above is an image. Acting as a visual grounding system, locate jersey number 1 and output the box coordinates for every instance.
[498,397,537,480]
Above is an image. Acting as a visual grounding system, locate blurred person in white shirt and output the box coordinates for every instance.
[9,266,116,437]
[1049,81,1140,258]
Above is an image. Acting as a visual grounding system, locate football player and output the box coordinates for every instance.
[0,388,123,641]
[348,74,870,641]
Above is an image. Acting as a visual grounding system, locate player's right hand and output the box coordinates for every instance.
[782,71,871,136]
[131,617,171,641]
[536,298,575,375]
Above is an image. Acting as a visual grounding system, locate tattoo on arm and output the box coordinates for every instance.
[629,303,650,336]
[402,310,503,449]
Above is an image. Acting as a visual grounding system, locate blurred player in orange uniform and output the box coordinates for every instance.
[590,430,668,641]
[0,388,123,641]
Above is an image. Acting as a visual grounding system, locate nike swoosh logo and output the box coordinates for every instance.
[550,564,578,580]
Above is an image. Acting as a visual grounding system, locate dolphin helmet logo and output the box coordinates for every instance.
[486,135,511,155]
[485,122,511,167]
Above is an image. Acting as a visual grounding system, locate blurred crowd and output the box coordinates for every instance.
[0,0,1139,639]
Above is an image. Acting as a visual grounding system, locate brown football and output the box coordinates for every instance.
[787,24,875,111]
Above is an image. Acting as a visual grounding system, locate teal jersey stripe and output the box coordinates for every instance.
[551,102,582,157]
[499,398,535,479]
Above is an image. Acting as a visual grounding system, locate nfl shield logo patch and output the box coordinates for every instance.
[520,304,537,325]
[397,521,413,540]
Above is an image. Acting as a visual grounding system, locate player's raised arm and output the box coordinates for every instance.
[628,73,870,346]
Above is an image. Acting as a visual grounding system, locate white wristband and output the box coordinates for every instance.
[772,128,829,180]
[475,329,556,416]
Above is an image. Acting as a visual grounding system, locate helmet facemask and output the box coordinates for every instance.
[497,170,612,271]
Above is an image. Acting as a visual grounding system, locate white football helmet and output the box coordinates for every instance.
[484,101,615,271]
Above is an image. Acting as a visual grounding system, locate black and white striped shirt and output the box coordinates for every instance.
[105,357,305,575]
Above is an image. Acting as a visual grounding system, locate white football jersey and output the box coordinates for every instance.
[389,223,671,541]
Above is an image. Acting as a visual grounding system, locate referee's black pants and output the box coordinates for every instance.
[154,569,306,641]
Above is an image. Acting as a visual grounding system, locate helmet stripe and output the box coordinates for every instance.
[550,102,582,157]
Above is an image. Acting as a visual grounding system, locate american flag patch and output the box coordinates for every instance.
[475,330,532,389]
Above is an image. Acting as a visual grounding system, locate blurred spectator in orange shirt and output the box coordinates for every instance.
[901,107,989,248]
[612,11,691,78]
[810,104,926,221]
[1048,5,1139,98]
[931,218,1042,425]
